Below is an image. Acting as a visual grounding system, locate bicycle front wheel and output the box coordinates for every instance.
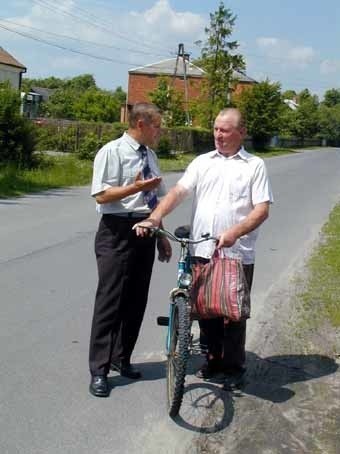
[167,296,191,417]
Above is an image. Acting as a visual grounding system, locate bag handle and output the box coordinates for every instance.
[212,247,242,261]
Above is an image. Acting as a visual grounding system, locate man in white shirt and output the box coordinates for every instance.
[134,108,273,387]
[89,103,172,397]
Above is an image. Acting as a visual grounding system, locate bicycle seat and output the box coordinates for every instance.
[174,225,190,239]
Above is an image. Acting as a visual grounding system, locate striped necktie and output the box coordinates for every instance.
[139,145,158,210]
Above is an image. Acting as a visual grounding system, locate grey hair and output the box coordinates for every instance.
[217,108,246,129]
[128,103,161,128]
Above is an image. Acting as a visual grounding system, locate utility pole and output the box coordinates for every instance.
[172,43,191,126]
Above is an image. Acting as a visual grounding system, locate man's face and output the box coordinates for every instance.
[213,113,245,156]
[140,115,162,148]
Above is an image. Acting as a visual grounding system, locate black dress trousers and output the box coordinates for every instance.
[89,214,156,376]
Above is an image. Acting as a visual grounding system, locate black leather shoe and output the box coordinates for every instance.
[89,375,109,397]
[110,361,142,379]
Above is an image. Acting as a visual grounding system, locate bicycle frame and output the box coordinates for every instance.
[150,226,216,417]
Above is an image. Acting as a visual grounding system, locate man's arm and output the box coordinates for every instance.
[217,201,270,248]
[94,171,162,204]
[133,183,189,236]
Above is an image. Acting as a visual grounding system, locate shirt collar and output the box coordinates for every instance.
[210,146,249,161]
[123,131,146,153]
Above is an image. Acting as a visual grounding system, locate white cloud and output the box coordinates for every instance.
[256,37,316,68]
[320,59,340,75]
[128,0,205,50]
[142,0,203,33]
[0,0,205,88]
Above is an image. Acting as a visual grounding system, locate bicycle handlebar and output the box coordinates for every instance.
[148,226,217,245]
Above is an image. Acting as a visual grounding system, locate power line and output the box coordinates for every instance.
[32,0,172,56]
[0,17,167,58]
[0,22,143,65]
[0,21,179,73]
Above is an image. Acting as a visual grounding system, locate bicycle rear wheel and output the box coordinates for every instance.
[167,296,191,417]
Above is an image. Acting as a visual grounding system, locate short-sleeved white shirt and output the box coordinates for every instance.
[91,132,166,214]
[178,147,274,264]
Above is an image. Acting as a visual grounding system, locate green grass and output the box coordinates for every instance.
[253,147,297,157]
[158,147,296,172]
[0,147,304,197]
[298,203,340,328]
[158,153,197,172]
[0,155,93,198]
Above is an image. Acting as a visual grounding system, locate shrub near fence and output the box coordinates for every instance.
[33,119,127,155]
[33,120,215,157]
[32,118,327,158]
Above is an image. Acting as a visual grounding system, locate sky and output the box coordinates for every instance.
[1,0,340,100]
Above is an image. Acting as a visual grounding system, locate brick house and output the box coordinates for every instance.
[0,47,26,90]
[121,57,257,122]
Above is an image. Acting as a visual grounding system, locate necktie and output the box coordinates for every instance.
[139,145,158,210]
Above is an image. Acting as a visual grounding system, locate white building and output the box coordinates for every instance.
[0,47,26,89]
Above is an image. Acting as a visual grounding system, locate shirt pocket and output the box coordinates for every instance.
[229,174,250,202]
[121,167,139,184]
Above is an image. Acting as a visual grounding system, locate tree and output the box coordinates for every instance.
[148,77,186,127]
[280,88,319,139]
[73,89,121,122]
[44,88,78,119]
[37,75,126,121]
[282,89,297,100]
[234,80,283,149]
[194,1,245,125]
[64,74,97,91]
[0,82,36,166]
[318,104,340,144]
[323,88,340,107]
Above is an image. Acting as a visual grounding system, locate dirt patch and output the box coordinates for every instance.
[187,275,340,454]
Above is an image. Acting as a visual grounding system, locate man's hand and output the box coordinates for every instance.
[216,228,238,249]
[134,171,162,192]
[132,218,160,237]
[157,237,172,262]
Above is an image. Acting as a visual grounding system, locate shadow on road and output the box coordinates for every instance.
[107,360,166,389]
[171,351,338,433]
[174,382,233,434]
[243,351,339,403]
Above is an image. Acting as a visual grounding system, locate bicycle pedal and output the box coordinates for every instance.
[157,316,169,326]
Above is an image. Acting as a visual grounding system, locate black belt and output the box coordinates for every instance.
[104,212,149,219]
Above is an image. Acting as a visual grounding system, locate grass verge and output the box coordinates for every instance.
[158,147,296,172]
[290,202,340,357]
[0,147,298,197]
[0,154,93,198]
[298,203,340,328]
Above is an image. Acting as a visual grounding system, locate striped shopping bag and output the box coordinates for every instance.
[190,250,250,321]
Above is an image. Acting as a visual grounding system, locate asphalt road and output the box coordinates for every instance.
[1,148,340,454]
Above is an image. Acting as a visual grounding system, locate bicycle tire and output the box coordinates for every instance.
[167,295,191,417]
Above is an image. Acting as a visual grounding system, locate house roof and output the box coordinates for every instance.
[31,86,56,102]
[0,47,26,70]
[129,58,205,78]
[129,58,257,83]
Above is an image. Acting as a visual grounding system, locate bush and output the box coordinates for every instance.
[156,135,172,157]
[78,132,107,160]
[0,82,36,167]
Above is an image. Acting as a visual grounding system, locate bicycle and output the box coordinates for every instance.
[151,225,216,417]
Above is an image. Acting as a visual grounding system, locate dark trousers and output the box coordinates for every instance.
[199,264,254,369]
[89,214,156,376]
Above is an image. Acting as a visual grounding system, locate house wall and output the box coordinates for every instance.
[232,81,254,97]
[127,73,203,105]
[0,63,22,89]
[122,72,255,122]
